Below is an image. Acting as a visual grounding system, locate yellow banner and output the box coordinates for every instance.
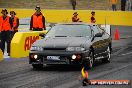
[10,31,47,58]
[0,9,132,26]
[0,49,3,61]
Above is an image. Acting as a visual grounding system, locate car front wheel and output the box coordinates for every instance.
[32,64,43,69]
[102,46,111,63]
[82,51,94,69]
[89,51,94,68]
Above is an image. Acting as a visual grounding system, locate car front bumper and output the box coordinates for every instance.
[29,50,89,65]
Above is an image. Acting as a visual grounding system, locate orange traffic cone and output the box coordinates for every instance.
[114,28,120,40]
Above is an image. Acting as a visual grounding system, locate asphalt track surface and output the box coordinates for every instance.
[0,26,132,88]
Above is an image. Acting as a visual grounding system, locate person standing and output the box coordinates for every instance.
[72,12,81,22]
[126,0,131,11]
[0,9,12,55]
[10,11,19,38]
[70,0,76,10]
[121,0,126,11]
[91,11,96,23]
[30,6,46,31]
[110,0,118,11]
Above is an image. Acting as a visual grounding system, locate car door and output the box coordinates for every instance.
[91,25,104,58]
[97,26,108,53]
[98,26,110,53]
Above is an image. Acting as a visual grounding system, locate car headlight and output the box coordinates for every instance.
[66,47,85,51]
[30,46,43,51]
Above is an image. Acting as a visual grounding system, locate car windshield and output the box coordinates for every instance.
[46,24,91,37]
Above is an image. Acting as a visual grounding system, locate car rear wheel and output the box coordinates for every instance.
[102,46,111,63]
[32,64,43,69]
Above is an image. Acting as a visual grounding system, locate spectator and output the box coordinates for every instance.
[10,11,19,38]
[110,0,118,11]
[121,0,126,11]
[70,0,76,10]
[0,9,12,55]
[91,11,96,23]
[30,6,46,31]
[72,12,82,22]
[126,0,131,11]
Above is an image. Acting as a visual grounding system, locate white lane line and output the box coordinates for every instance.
[121,52,132,56]
[112,47,127,56]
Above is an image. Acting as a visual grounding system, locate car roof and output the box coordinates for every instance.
[55,22,97,27]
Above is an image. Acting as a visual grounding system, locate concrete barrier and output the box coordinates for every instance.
[10,31,47,58]
[0,9,132,26]
[0,49,3,61]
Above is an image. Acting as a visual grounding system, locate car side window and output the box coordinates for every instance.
[97,26,103,34]
[91,29,94,38]
[92,26,100,36]
[93,25,104,35]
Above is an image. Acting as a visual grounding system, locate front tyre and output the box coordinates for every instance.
[32,64,43,69]
[102,46,111,63]
[89,51,94,68]
[82,51,94,69]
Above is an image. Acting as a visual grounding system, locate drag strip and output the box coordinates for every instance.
[121,52,132,56]
[0,45,130,88]
[0,26,132,88]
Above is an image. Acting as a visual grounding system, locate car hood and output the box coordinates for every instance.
[33,37,90,48]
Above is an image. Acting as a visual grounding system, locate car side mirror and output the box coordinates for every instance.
[39,33,45,38]
[95,33,102,37]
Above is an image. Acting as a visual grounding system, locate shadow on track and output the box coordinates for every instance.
[32,64,83,72]
[31,61,110,72]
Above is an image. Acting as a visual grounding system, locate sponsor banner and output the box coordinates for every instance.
[10,31,47,58]
[0,8,132,26]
